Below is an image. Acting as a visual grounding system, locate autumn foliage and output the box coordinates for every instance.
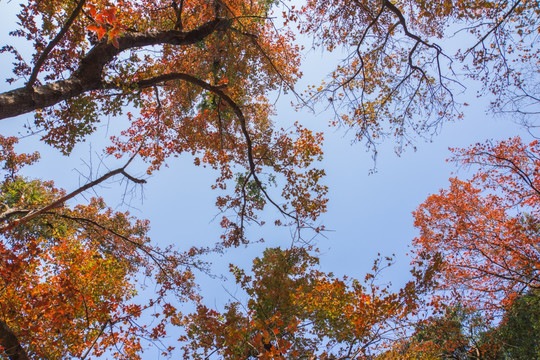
[0,0,330,356]
[182,248,419,359]
[0,136,202,359]
[0,0,539,358]
[412,137,540,313]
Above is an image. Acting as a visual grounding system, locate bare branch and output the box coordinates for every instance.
[464,0,523,56]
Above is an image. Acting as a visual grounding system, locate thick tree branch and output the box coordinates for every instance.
[0,208,28,223]
[0,18,231,120]
[0,320,29,360]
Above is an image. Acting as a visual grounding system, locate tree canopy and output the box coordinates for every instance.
[413,137,540,314]
[0,0,539,358]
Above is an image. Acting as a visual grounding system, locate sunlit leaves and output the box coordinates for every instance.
[0,135,39,180]
[412,137,540,315]
[183,248,417,359]
[0,144,201,359]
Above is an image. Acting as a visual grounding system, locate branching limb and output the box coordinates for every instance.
[0,154,145,232]
[26,0,87,88]
[0,18,231,120]
[476,151,540,197]
[107,72,299,222]
[382,0,442,54]
[0,208,29,223]
[463,0,523,56]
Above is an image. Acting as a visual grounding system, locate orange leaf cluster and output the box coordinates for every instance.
[412,137,540,315]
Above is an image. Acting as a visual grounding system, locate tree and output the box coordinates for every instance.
[0,0,328,357]
[377,290,540,360]
[412,137,540,314]
[377,305,491,360]
[0,135,205,359]
[0,0,328,245]
[490,289,540,359]
[181,247,419,359]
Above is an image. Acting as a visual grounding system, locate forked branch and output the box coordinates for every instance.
[26,0,87,88]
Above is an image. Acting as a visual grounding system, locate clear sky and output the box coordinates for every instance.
[0,0,535,355]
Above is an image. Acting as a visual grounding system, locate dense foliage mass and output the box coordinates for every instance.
[182,248,422,359]
[413,138,540,310]
[0,0,538,358]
